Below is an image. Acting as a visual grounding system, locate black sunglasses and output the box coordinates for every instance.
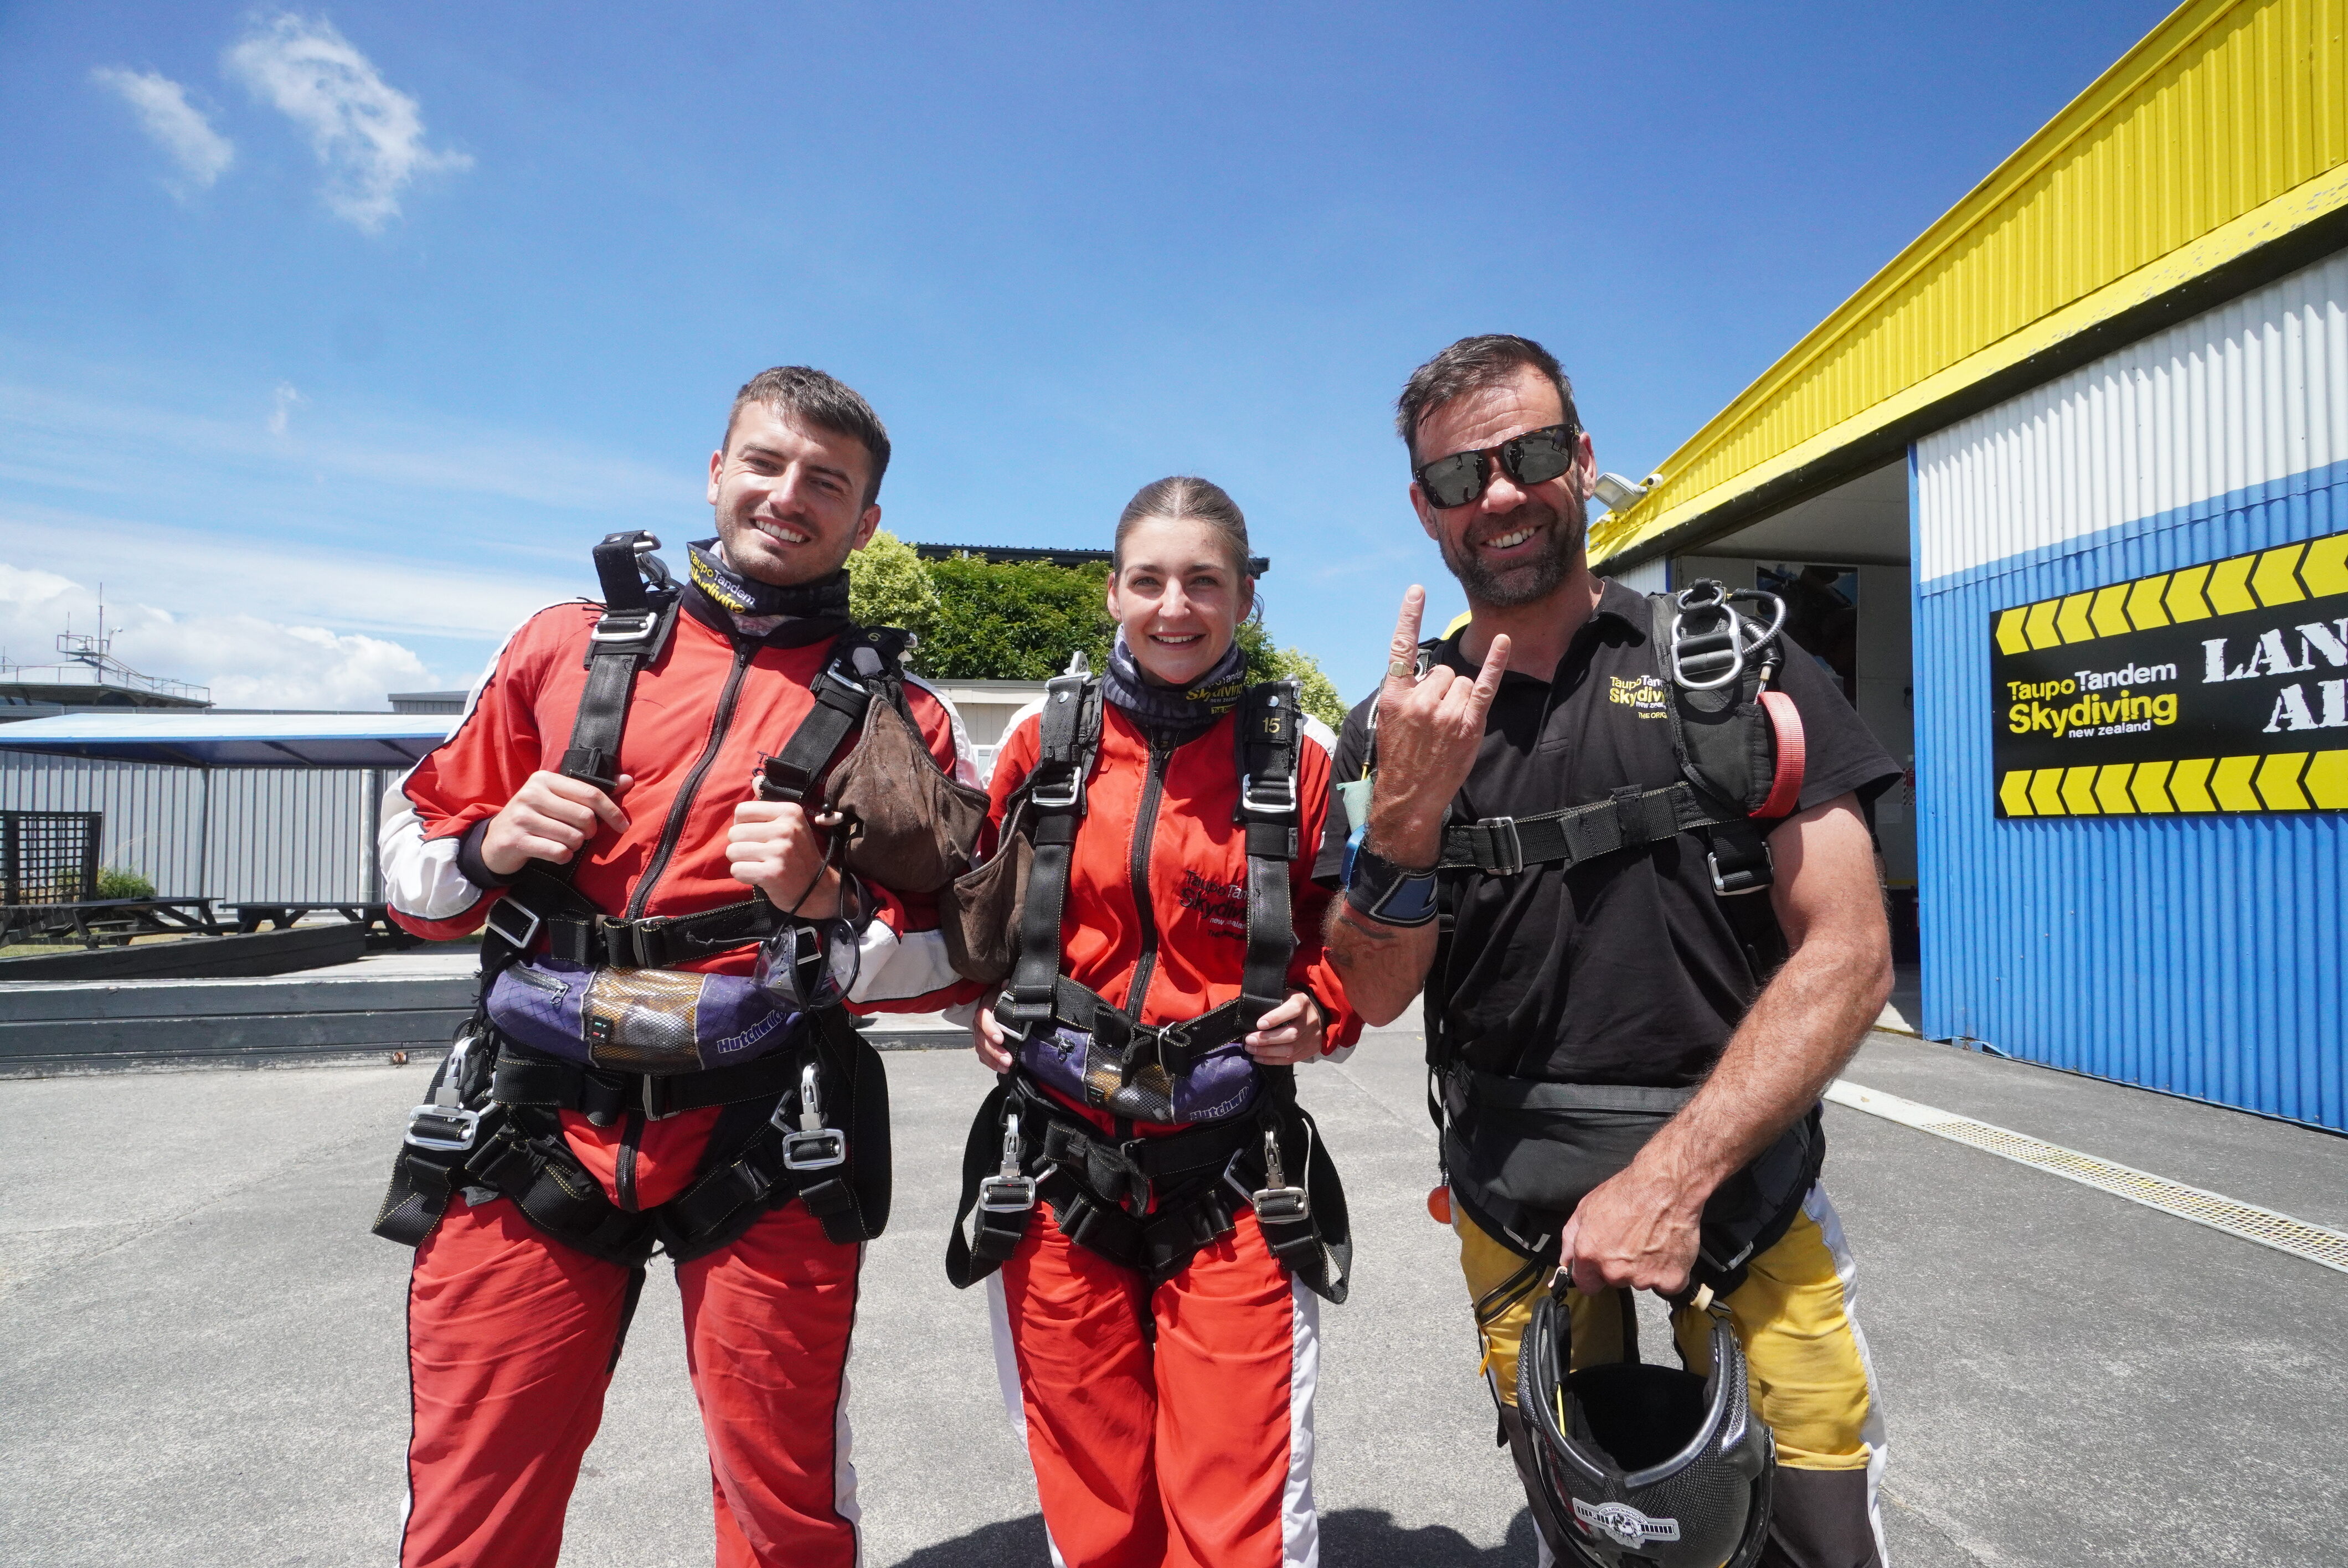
[1413,423,1580,510]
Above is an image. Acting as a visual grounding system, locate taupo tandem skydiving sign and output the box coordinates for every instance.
[1990,533,2348,817]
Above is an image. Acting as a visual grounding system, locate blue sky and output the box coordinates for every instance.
[1,2,2170,708]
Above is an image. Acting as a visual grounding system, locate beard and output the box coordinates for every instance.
[1436,494,1585,608]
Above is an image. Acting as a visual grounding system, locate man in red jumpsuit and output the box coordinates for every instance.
[379,367,977,1568]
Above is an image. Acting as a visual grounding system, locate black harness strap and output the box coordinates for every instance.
[998,670,1101,1034]
[480,531,679,976]
[491,1041,805,1125]
[754,628,905,805]
[1233,681,1302,1027]
[997,678,1305,1093]
[945,1072,1350,1300]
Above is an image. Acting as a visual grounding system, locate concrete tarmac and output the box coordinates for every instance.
[2,1028,2343,1566]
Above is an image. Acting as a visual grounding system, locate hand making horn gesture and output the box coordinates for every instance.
[1366,586,1510,866]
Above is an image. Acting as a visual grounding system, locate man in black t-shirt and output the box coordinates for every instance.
[1319,336,1899,1568]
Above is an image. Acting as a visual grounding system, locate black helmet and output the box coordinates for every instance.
[1515,1283,1774,1568]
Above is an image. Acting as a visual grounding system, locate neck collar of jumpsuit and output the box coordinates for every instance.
[1101,630,1248,740]
[687,537,853,646]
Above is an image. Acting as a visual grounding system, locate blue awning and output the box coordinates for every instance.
[0,711,455,768]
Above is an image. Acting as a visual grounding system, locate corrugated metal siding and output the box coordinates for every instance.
[1594,0,2348,568]
[0,755,379,904]
[1919,252,2348,582]
[1913,250,2348,1130]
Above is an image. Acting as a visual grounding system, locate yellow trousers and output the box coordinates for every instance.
[1460,1184,1886,1525]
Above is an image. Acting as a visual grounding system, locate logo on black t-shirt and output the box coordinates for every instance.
[1608,673,1670,718]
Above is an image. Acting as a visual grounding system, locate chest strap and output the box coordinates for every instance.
[997,673,1306,1094]
[1435,780,1770,893]
[481,531,680,974]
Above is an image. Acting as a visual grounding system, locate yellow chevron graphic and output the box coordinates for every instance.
[1999,752,2348,816]
[1997,535,2346,647]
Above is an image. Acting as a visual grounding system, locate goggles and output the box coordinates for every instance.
[1413,422,1580,510]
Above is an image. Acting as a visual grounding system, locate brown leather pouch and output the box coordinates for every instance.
[822,694,991,894]
[939,798,1032,984]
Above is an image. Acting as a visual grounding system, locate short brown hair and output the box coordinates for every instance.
[725,366,892,508]
[1394,334,1579,463]
[1114,476,1253,580]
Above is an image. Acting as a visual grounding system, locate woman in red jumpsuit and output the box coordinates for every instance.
[962,476,1360,1568]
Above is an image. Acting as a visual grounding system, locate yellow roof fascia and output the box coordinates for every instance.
[1591,0,2348,568]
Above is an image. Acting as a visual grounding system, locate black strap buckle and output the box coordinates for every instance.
[1470,816,1524,876]
[1707,845,1773,896]
[482,896,543,952]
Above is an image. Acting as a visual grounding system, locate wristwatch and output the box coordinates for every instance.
[1342,837,1440,927]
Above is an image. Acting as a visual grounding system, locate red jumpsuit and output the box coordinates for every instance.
[382,589,977,1568]
[981,698,1361,1568]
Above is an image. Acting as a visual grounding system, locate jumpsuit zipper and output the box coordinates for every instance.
[615,1108,645,1211]
[625,639,757,921]
[1121,732,1176,1020]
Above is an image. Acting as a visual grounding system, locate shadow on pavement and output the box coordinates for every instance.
[889,1508,1539,1566]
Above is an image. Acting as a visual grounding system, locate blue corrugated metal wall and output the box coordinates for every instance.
[1913,456,2348,1131]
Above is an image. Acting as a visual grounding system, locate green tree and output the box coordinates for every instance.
[845,529,941,643]
[1266,645,1348,731]
[1230,621,1346,728]
[915,555,1115,680]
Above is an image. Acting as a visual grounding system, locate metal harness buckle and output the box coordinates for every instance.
[1028,762,1083,811]
[977,1111,1038,1213]
[404,1028,485,1152]
[777,1061,848,1170]
[1476,816,1525,876]
[482,896,543,952]
[589,610,659,644]
[1249,1126,1309,1223]
[1239,771,1297,817]
[1707,847,1773,896]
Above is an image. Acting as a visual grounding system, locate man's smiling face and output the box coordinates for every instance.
[1408,363,1595,610]
[706,401,882,586]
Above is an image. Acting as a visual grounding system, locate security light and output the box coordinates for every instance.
[1592,472,1649,512]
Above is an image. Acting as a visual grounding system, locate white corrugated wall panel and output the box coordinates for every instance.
[0,755,376,903]
[1917,251,2348,585]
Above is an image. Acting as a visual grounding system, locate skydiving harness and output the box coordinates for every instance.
[1432,581,1804,899]
[946,662,1351,1301]
[993,664,1306,1107]
[1388,582,1821,1293]
[374,530,907,1266]
[945,1068,1350,1302]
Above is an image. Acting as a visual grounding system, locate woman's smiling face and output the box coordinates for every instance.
[1106,514,1252,689]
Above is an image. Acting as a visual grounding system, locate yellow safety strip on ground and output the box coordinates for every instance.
[1826,1080,2348,1276]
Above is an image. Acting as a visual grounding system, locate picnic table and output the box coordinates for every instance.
[231,902,402,937]
[0,897,224,950]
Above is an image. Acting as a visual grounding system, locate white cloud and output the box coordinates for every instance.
[0,561,437,710]
[224,13,471,233]
[91,67,235,190]
[267,381,304,435]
